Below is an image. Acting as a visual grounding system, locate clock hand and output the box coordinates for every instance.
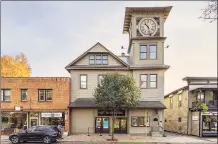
[145,24,151,36]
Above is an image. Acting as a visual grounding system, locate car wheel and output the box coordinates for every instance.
[10,136,20,144]
[43,136,52,144]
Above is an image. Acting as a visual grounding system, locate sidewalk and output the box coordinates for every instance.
[59,132,217,143]
[1,132,217,143]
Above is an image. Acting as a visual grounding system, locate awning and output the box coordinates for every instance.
[69,98,166,109]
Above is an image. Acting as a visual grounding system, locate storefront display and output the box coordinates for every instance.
[202,115,217,137]
[40,112,65,126]
[1,112,27,130]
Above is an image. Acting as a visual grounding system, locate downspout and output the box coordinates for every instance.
[199,111,201,137]
[187,80,190,135]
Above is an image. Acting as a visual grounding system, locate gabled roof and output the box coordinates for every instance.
[65,42,129,72]
[164,86,188,99]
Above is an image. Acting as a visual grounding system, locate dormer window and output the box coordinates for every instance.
[102,55,108,65]
[89,55,95,65]
[96,55,102,65]
[89,54,108,65]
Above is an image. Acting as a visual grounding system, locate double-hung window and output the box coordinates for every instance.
[1,89,10,102]
[96,55,102,65]
[21,89,28,101]
[98,75,103,86]
[80,75,87,89]
[38,89,52,101]
[150,45,157,59]
[89,55,95,65]
[197,91,204,102]
[170,97,173,108]
[140,74,147,88]
[140,45,147,59]
[149,74,157,88]
[102,55,108,65]
[178,94,182,107]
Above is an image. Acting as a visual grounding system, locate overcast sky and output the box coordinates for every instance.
[2,1,217,94]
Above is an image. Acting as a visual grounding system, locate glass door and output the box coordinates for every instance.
[102,118,109,133]
[120,118,127,133]
[114,118,127,134]
[114,118,120,133]
[95,117,109,134]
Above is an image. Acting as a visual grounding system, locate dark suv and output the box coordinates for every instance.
[44,125,62,139]
[9,126,58,144]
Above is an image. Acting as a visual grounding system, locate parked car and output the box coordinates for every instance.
[43,125,62,139]
[9,126,58,144]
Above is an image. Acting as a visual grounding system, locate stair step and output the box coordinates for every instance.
[151,132,163,137]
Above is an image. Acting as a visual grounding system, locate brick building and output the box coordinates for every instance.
[1,77,71,134]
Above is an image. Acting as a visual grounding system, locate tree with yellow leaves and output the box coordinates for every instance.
[1,53,31,77]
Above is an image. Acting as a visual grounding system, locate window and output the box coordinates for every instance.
[102,55,108,65]
[150,45,157,59]
[131,116,150,127]
[149,74,157,88]
[1,89,10,102]
[178,94,182,107]
[38,89,52,101]
[178,117,182,122]
[21,89,28,101]
[197,91,204,101]
[140,74,147,88]
[80,75,87,89]
[96,55,102,65]
[46,90,52,101]
[140,45,147,59]
[170,97,173,108]
[89,54,108,65]
[89,55,95,65]
[98,75,103,85]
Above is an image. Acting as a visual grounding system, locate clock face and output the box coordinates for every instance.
[138,18,158,36]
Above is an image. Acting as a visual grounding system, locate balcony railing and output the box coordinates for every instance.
[192,100,217,109]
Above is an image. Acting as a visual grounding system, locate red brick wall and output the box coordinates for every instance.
[1,77,71,132]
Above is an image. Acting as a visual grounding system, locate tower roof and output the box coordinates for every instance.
[123,6,173,34]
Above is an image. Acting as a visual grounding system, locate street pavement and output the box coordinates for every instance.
[1,131,217,144]
[1,142,217,144]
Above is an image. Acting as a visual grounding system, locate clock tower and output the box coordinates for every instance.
[122,7,172,135]
[123,6,172,65]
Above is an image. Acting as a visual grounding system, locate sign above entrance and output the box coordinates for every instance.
[41,112,62,118]
[14,106,21,111]
[98,110,125,116]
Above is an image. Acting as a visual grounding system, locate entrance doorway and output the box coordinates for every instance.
[30,119,38,127]
[95,117,109,133]
[114,118,127,134]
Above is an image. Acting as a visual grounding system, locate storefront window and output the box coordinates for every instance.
[202,115,217,133]
[40,112,65,126]
[1,112,27,130]
[131,116,150,127]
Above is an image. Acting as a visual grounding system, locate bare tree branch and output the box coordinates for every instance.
[199,1,217,23]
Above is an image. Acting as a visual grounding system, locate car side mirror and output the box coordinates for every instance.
[25,130,28,133]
